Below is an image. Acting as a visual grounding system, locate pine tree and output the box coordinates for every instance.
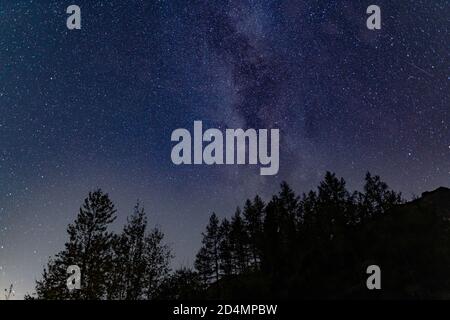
[277,182,300,258]
[195,213,221,285]
[108,203,147,299]
[358,172,403,219]
[230,208,250,273]
[316,172,353,239]
[300,190,318,230]
[34,189,117,299]
[261,195,282,278]
[218,218,233,277]
[243,196,264,269]
[261,183,299,282]
[195,247,212,286]
[142,225,172,299]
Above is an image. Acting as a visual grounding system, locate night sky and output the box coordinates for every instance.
[0,0,448,299]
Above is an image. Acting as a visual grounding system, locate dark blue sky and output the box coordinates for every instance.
[0,0,448,298]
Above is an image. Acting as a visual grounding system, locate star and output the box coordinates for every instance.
[0,1,448,299]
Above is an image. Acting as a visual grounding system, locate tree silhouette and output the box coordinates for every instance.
[29,172,450,300]
[218,218,233,277]
[142,224,172,299]
[357,172,403,220]
[107,202,171,300]
[31,191,171,300]
[195,213,221,286]
[192,172,450,299]
[32,189,116,299]
[243,196,264,269]
[229,208,250,274]
[107,203,146,299]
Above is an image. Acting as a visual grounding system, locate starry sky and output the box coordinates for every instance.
[0,0,448,299]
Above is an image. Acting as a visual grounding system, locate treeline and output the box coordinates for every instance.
[29,172,450,299]
[187,172,450,299]
[187,172,405,299]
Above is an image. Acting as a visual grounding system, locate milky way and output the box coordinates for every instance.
[0,0,448,298]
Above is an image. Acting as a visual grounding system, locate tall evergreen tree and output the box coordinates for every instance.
[109,203,172,300]
[316,172,353,239]
[195,213,221,285]
[142,225,172,299]
[358,172,403,219]
[34,189,117,299]
[243,196,264,269]
[230,208,250,273]
[108,203,147,299]
[218,218,233,277]
[260,183,299,294]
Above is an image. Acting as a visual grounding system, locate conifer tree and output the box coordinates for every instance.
[358,172,403,219]
[218,218,233,277]
[195,213,221,285]
[230,208,250,273]
[142,225,172,299]
[243,196,264,269]
[108,203,147,299]
[34,189,117,299]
